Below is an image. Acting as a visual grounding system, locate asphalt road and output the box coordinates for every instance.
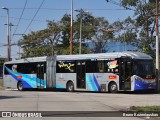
[0,89,160,120]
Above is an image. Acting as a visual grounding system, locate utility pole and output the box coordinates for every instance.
[5,23,17,58]
[2,7,10,61]
[156,0,159,90]
[75,9,84,54]
[79,14,82,54]
[124,30,126,51]
[70,0,73,55]
[75,9,88,54]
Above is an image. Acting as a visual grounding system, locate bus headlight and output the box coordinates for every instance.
[134,76,144,82]
[134,76,155,83]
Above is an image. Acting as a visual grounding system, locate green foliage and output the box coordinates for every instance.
[19,11,114,57]
[121,0,138,7]
[19,2,159,58]
[112,16,137,43]
[89,17,114,53]
[0,79,4,90]
[60,14,71,46]
[57,44,92,55]
[74,12,96,42]
[131,106,160,112]
[118,0,158,57]
[19,21,61,57]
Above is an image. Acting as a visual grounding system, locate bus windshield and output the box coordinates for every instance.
[133,60,154,78]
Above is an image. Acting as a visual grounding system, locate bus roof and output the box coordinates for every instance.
[4,51,152,64]
[58,51,152,60]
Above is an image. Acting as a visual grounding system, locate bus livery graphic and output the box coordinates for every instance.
[3,52,156,93]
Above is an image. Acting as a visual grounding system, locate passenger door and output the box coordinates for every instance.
[119,58,132,90]
[76,61,86,89]
[37,63,45,88]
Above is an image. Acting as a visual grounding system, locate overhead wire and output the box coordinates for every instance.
[0,15,46,22]
[0,43,17,47]
[13,0,28,35]
[12,0,28,40]
[107,0,136,11]
[1,0,138,58]
[9,7,128,11]
[23,0,45,34]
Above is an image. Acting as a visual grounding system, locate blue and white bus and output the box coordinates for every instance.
[3,51,156,93]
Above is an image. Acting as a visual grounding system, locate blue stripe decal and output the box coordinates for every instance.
[134,79,156,90]
[90,74,98,91]
[93,74,101,91]
[56,84,64,88]
[5,67,33,88]
[5,67,46,88]
[86,74,96,91]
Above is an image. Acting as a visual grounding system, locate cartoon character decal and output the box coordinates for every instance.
[12,65,17,72]
[107,60,118,69]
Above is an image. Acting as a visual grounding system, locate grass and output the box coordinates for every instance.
[130,106,160,112]
[0,79,4,90]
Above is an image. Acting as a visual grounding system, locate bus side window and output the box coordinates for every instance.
[4,64,12,75]
[97,60,107,73]
[4,66,9,75]
[126,62,132,76]
[86,60,97,73]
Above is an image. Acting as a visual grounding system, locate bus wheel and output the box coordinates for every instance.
[66,82,74,92]
[17,82,23,91]
[109,82,118,93]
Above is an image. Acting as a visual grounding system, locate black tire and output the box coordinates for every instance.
[66,82,74,92]
[109,82,118,93]
[17,82,23,91]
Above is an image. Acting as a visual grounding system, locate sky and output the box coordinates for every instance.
[0,0,134,59]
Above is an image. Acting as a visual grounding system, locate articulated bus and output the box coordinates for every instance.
[3,52,156,93]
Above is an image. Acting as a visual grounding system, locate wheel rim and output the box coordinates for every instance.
[68,83,74,91]
[18,83,23,90]
[69,84,73,91]
[111,84,117,91]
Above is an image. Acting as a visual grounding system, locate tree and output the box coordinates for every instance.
[60,13,71,46]
[91,17,114,53]
[120,0,157,56]
[19,12,114,57]
[59,13,93,54]
[57,44,92,55]
[19,21,61,58]
[112,17,138,50]
[47,20,61,56]
[74,12,96,42]
[74,11,114,53]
